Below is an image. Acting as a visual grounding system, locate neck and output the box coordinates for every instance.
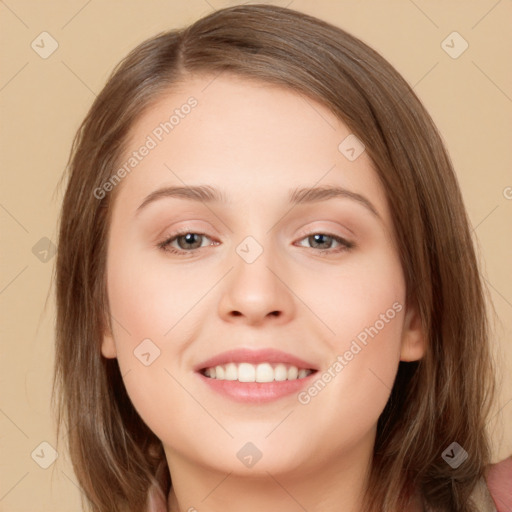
[165,431,375,512]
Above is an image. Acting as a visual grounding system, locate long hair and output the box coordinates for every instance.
[52,4,497,511]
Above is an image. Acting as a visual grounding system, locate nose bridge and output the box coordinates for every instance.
[233,232,282,296]
[218,230,295,323]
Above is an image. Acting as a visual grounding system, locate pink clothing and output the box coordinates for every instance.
[486,456,512,512]
[145,456,512,512]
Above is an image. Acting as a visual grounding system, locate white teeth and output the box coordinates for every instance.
[256,363,274,383]
[203,362,313,382]
[274,364,288,381]
[215,365,225,379]
[224,363,237,380]
[287,366,298,380]
[238,362,256,382]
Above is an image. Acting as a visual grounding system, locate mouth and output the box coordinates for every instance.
[194,348,319,403]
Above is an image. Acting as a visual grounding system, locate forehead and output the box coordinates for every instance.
[112,73,391,226]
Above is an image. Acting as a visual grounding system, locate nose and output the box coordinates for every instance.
[217,241,296,326]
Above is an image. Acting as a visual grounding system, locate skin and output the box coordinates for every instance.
[101,73,426,512]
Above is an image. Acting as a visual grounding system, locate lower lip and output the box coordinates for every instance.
[196,371,317,403]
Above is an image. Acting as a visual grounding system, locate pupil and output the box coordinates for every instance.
[312,234,330,248]
[180,233,200,249]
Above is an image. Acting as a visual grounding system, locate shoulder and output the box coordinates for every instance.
[485,455,512,512]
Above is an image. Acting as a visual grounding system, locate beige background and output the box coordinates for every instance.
[1,0,511,510]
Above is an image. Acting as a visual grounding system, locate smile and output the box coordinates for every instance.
[201,362,314,382]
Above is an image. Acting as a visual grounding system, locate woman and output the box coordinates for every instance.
[53,5,510,511]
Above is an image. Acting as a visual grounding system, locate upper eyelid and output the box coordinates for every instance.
[163,219,355,238]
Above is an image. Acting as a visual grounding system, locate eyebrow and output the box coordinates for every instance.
[136,184,380,219]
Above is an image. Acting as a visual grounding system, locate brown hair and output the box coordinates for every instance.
[52,4,497,511]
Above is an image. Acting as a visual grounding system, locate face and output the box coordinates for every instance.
[101,73,425,481]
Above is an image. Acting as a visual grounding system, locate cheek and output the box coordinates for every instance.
[105,255,191,443]
[305,246,405,358]
[295,251,405,438]
[104,245,216,440]
[106,244,203,341]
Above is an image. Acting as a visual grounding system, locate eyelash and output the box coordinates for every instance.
[157,228,355,257]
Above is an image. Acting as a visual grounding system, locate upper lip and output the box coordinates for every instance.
[194,348,319,372]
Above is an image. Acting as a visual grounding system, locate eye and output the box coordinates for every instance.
[295,232,354,254]
[157,230,217,256]
[157,230,355,257]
